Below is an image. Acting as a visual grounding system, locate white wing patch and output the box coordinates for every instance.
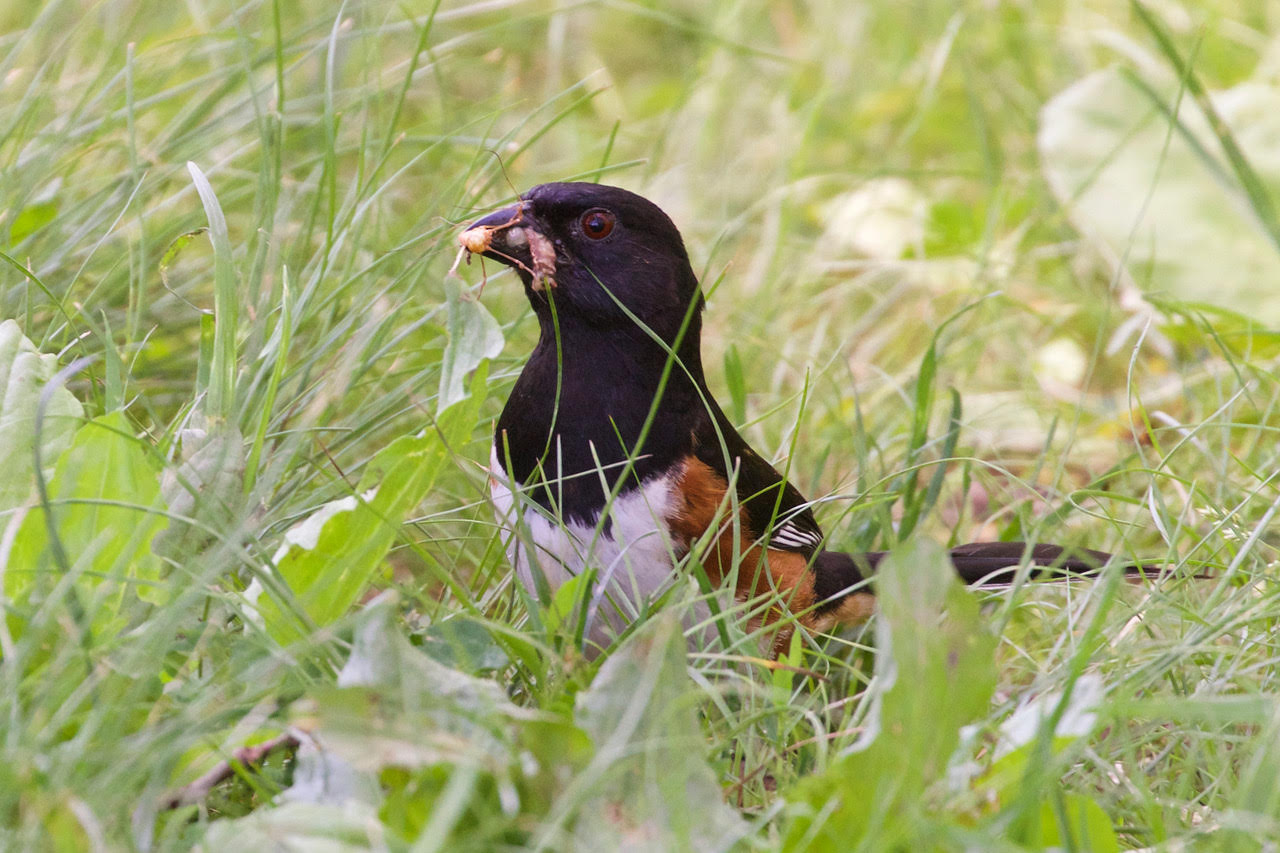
[769,518,823,550]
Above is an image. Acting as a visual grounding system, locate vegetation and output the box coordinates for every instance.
[2,0,1278,848]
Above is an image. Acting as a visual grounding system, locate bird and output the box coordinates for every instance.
[458,181,1134,656]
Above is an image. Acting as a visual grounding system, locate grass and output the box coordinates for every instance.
[2,0,1279,848]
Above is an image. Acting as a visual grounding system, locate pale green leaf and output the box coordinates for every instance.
[561,614,748,853]
[282,605,516,804]
[1040,69,1280,323]
[419,617,510,674]
[153,417,245,566]
[0,319,84,515]
[187,161,238,420]
[5,412,166,630]
[782,539,998,850]
[437,277,503,415]
[197,801,388,852]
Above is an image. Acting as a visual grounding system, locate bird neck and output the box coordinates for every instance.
[495,313,708,520]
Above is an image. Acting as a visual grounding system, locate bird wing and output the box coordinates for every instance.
[689,396,825,555]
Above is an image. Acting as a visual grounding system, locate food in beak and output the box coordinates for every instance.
[526,228,556,291]
[456,217,558,291]
[458,225,495,254]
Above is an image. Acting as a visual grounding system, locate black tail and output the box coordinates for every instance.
[799,541,1165,645]
[945,541,1131,585]
[813,541,1155,609]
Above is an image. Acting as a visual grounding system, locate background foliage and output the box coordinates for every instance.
[2,0,1280,848]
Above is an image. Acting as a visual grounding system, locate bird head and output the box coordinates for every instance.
[459,182,704,345]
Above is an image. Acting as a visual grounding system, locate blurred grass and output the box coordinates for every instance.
[2,0,1280,849]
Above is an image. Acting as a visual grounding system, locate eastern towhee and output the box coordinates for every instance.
[459,182,1134,655]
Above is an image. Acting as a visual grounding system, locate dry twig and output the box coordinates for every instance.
[160,731,300,810]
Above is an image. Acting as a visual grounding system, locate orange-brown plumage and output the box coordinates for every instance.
[670,456,874,654]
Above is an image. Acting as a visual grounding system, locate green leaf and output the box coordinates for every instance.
[323,605,515,752]
[437,276,503,415]
[10,200,58,243]
[153,418,245,563]
[1030,794,1121,853]
[259,366,487,643]
[542,570,593,640]
[0,319,84,514]
[563,614,748,852]
[419,617,510,674]
[6,412,167,631]
[1040,67,1280,324]
[187,161,238,421]
[279,606,518,824]
[782,539,997,850]
[1223,701,1280,831]
[517,716,593,817]
[723,343,746,424]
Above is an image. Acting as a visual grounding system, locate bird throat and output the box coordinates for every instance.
[494,319,706,525]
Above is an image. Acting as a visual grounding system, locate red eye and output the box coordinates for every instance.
[580,209,615,239]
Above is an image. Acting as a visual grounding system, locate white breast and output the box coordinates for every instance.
[488,447,689,646]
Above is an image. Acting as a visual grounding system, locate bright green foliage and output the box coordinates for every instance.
[1028,796,1121,852]
[204,607,739,851]
[9,201,59,244]
[782,539,997,850]
[1,0,1278,848]
[259,367,490,644]
[6,411,166,633]
[984,739,1121,851]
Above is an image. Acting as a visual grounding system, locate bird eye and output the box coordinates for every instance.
[580,209,615,240]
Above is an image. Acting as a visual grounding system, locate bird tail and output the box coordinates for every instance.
[944,540,1154,585]
[813,540,1156,608]
[777,541,1159,657]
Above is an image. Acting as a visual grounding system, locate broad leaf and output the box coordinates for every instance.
[198,801,388,852]
[1030,794,1121,853]
[259,367,487,643]
[274,606,529,847]
[563,614,748,852]
[437,277,503,415]
[782,539,997,850]
[0,319,84,514]
[10,200,58,243]
[1040,68,1280,323]
[6,412,166,633]
[286,606,517,799]
[419,617,511,674]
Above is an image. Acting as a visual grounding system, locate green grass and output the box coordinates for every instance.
[2,0,1279,849]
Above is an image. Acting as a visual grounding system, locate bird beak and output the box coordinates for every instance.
[458,202,558,290]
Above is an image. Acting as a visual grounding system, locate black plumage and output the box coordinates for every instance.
[462,182,1134,648]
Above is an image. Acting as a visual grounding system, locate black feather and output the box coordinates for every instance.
[468,182,1159,621]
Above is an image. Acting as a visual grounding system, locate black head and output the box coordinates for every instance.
[460,182,704,344]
